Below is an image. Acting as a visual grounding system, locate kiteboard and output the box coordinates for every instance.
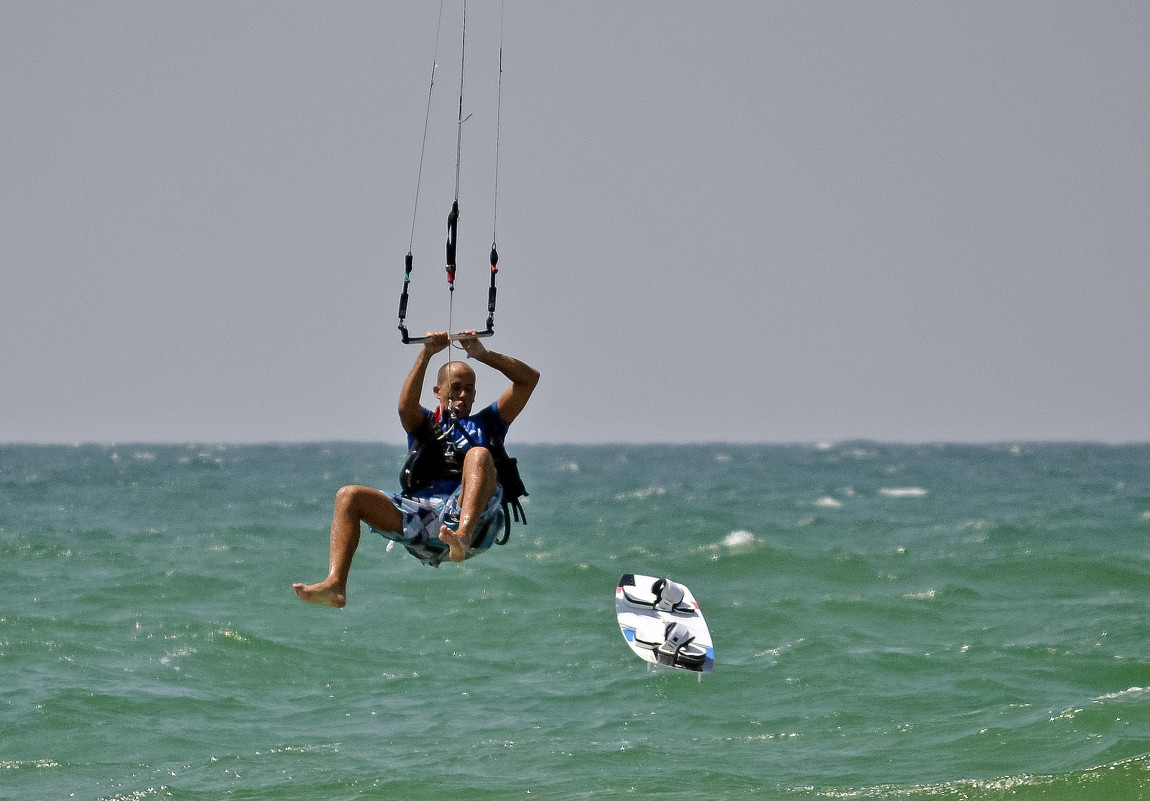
[615,573,714,673]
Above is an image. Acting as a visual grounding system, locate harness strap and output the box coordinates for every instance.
[400,409,526,544]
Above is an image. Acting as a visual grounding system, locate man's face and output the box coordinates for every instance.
[435,364,476,418]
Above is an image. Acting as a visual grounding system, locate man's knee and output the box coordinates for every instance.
[459,448,498,498]
[335,484,372,514]
[337,485,403,532]
[463,446,494,470]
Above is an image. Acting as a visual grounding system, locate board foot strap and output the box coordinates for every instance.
[655,622,708,669]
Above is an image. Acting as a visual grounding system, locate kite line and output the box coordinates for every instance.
[398,0,504,346]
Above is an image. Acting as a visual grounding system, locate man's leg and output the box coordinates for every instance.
[293,485,404,608]
[439,447,498,562]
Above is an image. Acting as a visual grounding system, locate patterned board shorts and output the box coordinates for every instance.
[373,484,505,567]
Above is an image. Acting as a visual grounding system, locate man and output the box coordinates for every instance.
[292,330,539,608]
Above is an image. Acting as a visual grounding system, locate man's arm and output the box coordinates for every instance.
[398,332,449,433]
[459,335,539,424]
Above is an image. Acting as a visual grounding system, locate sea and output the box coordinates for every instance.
[2,441,1149,800]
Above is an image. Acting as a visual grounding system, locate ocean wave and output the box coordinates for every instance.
[614,486,666,501]
[800,753,1150,799]
[1094,686,1148,702]
[721,530,757,549]
[879,487,928,498]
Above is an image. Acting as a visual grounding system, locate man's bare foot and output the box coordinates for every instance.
[439,525,472,563]
[292,579,347,608]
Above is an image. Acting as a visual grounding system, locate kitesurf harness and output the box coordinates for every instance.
[399,407,527,545]
[397,0,505,346]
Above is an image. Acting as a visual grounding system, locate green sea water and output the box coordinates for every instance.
[2,442,1149,800]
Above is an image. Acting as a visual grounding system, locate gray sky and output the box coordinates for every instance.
[3,2,1148,444]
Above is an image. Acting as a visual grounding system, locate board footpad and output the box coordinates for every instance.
[655,622,707,669]
[630,620,709,669]
[621,578,697,615]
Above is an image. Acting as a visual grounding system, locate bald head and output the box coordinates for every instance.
[436,360,475,386]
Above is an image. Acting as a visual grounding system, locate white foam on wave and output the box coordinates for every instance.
[815,497,842,508]
[1094,686,1147,702]
[903,589,937,600]
[690,529,758,555]
[615,487,666,501]
[880,487,928,498]
[722,530,757,549]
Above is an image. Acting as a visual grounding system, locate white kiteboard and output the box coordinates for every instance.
[615,573,714,673]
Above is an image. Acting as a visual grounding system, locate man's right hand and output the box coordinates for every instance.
[422,331,451,356]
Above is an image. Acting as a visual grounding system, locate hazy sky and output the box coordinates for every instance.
[4,2,1148,444]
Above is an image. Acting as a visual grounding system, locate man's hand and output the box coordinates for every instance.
[457,330,488,360]
[422,331,451,356]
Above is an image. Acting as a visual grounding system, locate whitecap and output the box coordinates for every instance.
[1094,686,1147,702]
[615,487,666,501]
[903,589,936,600]
[814,497,842,508]
[880,487,928,498]
[722,530,756,549]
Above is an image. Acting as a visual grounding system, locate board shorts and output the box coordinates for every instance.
[373,484,505,567]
